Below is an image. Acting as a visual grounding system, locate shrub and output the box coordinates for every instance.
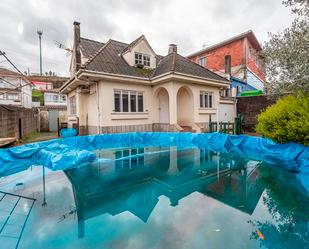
[256,94,309,145]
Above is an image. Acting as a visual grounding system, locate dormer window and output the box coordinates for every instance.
[135,52,150,67]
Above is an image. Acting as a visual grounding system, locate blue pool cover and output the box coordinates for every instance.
[0,132,308,176]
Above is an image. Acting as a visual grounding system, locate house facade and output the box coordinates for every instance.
[60,22,234,134]
[187,31,265,95]
[29,76,68,132]
[0,68,32,108]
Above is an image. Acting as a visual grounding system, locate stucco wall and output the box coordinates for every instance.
[154,82,221,125]
[69,79,235,133]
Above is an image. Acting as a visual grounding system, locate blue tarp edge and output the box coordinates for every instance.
[0,132,308,176]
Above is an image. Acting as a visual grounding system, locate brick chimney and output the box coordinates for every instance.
[168,44,177,54]
[73,21,81,72]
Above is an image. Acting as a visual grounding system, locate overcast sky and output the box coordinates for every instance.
[0,0,295,76]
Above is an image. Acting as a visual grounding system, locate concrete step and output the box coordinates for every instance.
[180,126,196,133]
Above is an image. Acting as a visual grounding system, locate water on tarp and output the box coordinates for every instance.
[0,146,308,249]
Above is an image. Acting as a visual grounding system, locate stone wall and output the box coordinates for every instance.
[0,105,39,139]
[237,96,275,132]
[79,123,179,135]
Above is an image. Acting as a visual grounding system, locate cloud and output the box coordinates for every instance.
[0,0,295,76]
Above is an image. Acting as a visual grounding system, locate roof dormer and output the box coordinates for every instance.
[122,35,157,69]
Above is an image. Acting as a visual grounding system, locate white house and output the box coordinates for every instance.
[60,22,236,134]
[0,68,32,108]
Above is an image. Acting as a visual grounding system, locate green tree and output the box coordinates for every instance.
[263,0,309,95]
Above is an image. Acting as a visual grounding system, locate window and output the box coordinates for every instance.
[114,90,121,112]
[130,91,137,112]
[0,93,4,99]
[7,93,19,100]
[236,86,242,94]
[134,52,150,67]
[224,55,231,74]
[249,47,254,59]
[138,92,144,112]
[69,95,77,115]
[53,95,59,102]
[198,57,206,67]
[60,95,67,103]
[200,91,213,108]
[114,90,144,113]
[122,91,129,112]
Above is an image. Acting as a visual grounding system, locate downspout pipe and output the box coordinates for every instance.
[96,82,100,134]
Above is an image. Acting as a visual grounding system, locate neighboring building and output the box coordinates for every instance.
[0,68,32,108]
[60,22,234,134]
[28,75,69,132]
[187,30,265,94]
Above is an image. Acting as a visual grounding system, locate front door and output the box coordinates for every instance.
[158,90,169,123]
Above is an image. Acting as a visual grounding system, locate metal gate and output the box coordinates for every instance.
[48,110,59,132]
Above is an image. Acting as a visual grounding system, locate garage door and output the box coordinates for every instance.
[48,110,59,132]
[219,104,235,122]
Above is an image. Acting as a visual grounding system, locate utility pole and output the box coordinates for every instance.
[37,30,43,76]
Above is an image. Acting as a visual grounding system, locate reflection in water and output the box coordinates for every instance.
[64,147,264,238]
[249,165,309,248]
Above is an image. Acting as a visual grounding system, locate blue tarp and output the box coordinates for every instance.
[0,132,308,176]
[60,128,78,138]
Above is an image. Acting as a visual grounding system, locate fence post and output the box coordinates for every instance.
[234,114,242,135]
[208,114,212,132]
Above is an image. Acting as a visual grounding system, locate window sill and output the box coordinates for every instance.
[198,108,216,114]
[111,112,149,120]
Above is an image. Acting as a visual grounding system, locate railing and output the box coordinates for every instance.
[208,114,243,135]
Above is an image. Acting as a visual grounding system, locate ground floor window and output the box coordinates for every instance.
[114,90,144,112]
[200,91,213,108]
[69,95,77,115]
[7,93,19,100]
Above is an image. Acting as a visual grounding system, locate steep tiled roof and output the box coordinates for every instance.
[151,53,228,82]
[81,37,229,82]
[85,40,150,78]
[80,37,105,58]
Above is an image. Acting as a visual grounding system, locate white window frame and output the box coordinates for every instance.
[198,57,206,67]
[7,93,19,100]
[69,95,77,115]
[200,91,214,109]
[114,89,144,113]
[134,52,150,67]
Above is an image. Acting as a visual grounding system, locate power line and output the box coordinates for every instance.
[0,50,34,91]
[0,76,33,98]
[0,51,28,79]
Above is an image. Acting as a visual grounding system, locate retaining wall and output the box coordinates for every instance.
[0,105,38,139]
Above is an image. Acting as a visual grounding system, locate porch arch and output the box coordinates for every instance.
[176,86,194,126]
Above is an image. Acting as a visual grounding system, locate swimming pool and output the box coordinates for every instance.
[0,132,308,249]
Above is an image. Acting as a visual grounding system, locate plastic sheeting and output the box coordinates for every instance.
[60,128,78,138]
[0,132,308,177]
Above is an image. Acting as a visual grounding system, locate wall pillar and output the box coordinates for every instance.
[168,83,177,125]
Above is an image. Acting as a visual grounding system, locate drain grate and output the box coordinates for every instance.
[0,191,35,249]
